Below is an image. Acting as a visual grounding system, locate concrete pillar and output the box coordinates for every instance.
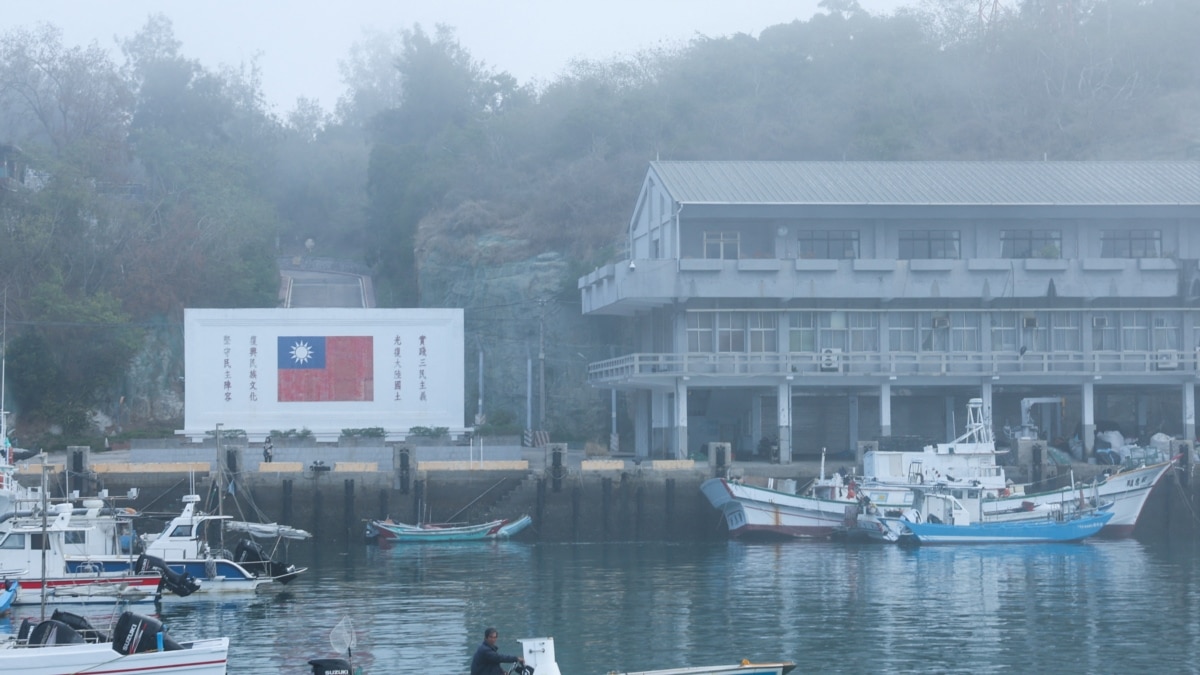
[1137,395,1149,439]
[1082,381,1096,458]
[634,390,650,459]
[945,395,956,441]
[778,380,793,464]
[673,378,689,460]
[880,383,893,437]
[1185,382,1196,443]
[650,389,670,458]
[751,394,763,452]
[981,382,994,424]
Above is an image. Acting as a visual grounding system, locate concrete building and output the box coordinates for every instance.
[579,161,1200,462]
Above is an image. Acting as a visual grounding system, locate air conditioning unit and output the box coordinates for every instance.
[1092,316,1108,329]
[933,317,951,329]
[1022,316,1039,329]
[1156,350,1180,370]
[820,347,842,372]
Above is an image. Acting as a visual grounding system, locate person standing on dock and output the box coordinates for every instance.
[470,627,524,675]
[263,437,273,463]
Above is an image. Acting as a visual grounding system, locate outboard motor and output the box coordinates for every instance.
[309,658,353,675]
[16,618,37,643]
[234,539,270,575]
[51,609,108,642]
[112,612,182,655]
[29,620,86,646]
[269,560,302,584]
[136,554,202,597]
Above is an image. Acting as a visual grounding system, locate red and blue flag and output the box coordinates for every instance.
[277,336,374,402]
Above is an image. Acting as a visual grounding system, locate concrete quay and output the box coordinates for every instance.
[13,443,1190,544]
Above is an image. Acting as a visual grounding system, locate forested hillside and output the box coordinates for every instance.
[0,1,1195,446]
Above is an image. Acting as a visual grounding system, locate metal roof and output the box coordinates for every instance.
[648,161,1200,206]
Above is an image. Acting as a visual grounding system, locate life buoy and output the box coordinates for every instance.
[1000,488,1011,497]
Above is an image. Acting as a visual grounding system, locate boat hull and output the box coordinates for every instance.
[0,637,229,674]
[373,515,532,542]
[983,461,1172,537]
[616,664,796,675]
[701,478,850,539]
[882,510,1113,544]
[13,575,163,605]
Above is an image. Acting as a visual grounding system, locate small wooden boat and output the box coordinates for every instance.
[513,636,795,675]
[368,515,531,543]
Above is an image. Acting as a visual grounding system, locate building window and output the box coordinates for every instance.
[788,312,816,352]
[899,230,959,259]
[1119,311,1150,351]
[1049,312,1080,351]
[1002,230,1061,259]
[748,313,778,352]
[1091,312,1118,351]
[848,313,878,351]
[990,314,1019,352]
[950,314,981,351]
[1152,313,1180,351]
[704,231,740,260]
[798,230,859,259]
[686,313,714,352]
[716,312,746,352]
[889,313,918,352]
[1101,230,1161,258]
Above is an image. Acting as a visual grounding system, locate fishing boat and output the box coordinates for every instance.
[64,494,309,594]
[0,609,228,674]
[0,509,193,605]
[876,488,1113,544]
[513,636,795,675]
[703,398,1173,539]
[367,515,532,543]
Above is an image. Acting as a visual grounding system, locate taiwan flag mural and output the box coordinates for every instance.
[277,336,374,402]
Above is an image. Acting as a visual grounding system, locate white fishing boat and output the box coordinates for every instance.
[65,494,309,595]
[0,609,228,674]
[703,399,1174,539]
[0,509,191,605]
[513,636,795,675]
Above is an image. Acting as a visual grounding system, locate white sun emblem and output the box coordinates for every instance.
[289,340,315,364]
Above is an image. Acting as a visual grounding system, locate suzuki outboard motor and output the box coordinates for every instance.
[112,612,182,655]
[309,658,353,675]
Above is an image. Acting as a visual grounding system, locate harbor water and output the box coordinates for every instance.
[4,535,1200,673]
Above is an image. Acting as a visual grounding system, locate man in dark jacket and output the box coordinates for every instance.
[470,627,524,675]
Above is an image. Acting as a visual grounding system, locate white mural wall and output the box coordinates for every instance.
[181,308,465,441]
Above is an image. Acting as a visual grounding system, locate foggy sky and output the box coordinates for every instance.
[7,0,912,114]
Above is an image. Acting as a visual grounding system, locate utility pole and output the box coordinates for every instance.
[538,299,546,434]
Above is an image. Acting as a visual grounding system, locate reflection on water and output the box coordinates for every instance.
[4,538,1199,673]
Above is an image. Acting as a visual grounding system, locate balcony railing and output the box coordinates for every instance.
[587,349,1200,384]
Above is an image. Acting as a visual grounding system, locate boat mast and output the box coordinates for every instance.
[216,423,224,551]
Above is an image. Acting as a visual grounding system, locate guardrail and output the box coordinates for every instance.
[588,349,1200,383]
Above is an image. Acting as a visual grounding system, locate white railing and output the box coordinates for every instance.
[587,350,1200,383]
